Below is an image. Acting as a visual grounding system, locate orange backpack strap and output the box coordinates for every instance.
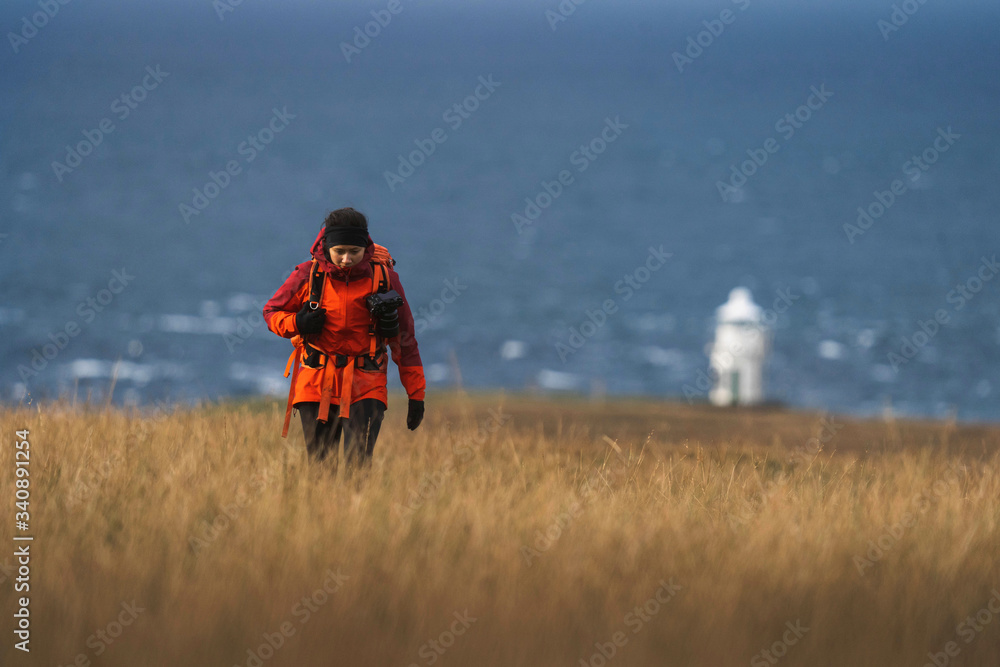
[281,336,305,438]
[307,258,325,310]
[372,262,389,294]
[318,364,336,422]
[367,256,392,360]
[281,259,326,438]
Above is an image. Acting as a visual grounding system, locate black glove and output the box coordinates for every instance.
[295,303,326,335]
[406,399,424,431]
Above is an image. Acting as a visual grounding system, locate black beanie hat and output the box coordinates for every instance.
[323,226,369,249]
[322,207,370,248]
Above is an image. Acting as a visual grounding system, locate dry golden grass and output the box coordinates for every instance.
[2,393,999,666]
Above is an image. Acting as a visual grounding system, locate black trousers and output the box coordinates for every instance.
[296,399,386,465]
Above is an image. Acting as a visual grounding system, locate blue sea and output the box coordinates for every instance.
[2,0,998,420]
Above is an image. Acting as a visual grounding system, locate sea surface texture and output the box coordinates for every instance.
[1,0,997,420]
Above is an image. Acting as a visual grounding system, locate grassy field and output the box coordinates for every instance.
[2,392,999,666]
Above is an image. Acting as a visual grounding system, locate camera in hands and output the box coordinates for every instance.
[366,290,404,338]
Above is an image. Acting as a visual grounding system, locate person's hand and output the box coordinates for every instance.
[406,399,424,430]
[295,303,326,335]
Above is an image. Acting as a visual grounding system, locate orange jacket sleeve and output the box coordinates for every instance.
[263,262,310,338]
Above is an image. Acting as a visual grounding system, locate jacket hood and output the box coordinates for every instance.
[309,226,376,280]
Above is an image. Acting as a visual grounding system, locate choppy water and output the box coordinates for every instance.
[2,0,998,420]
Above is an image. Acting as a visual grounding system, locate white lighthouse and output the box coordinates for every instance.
[709,287,770,406]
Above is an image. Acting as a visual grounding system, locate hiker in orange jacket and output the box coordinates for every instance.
[263,207,425,464]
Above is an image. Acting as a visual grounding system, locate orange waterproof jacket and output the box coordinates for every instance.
[264,228,425,434]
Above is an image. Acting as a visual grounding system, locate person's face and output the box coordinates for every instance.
[328,245,365,269]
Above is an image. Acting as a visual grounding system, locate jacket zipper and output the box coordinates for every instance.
[342,269,350,331]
